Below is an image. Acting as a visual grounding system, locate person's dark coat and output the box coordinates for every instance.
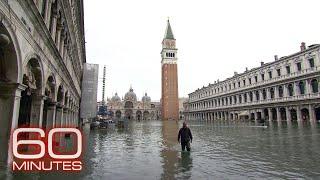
[178,127,193,143]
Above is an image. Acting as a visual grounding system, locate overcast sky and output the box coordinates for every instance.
[84,0,320,102]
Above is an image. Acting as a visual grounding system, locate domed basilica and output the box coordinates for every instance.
[107,87,160,120]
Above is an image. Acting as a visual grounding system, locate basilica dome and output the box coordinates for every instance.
[124,87,137,102]
[111,93,121,102]
[142,93,151,102]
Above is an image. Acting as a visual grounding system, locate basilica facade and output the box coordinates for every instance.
[185,43,320,123]
[0,0,85,165]
[107,87,160,120]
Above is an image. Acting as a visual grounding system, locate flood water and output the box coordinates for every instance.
[2,120,320,179]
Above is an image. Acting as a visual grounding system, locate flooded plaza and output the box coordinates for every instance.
[3,120,320,179]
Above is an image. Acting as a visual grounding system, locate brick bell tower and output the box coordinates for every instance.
[161,19,179,120]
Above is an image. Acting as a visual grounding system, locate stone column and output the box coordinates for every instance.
[276,107,281,121]
[294,82,299,96]
[261,109,266,120]
[63,108,68,127]
[236,95,239,104]
[259,90,263,101]
[286,107,291,122]
[55,104,64,128]
[254,110,258,120]
[55,24,62,50]
[0,83,26,165]
[63,42,69,60]
[283,85,288,97]
[45,0,52,28]
[296,106,302,121]
[309,104,316,122]
[267,88,271,99]
[60,31,66,57]
[274,86,279,99]
[75,110,79,127]
[252,92,256,102]
[268,108,272,121]
[305,79,311,94]
[30,95,45,127]
[46,101,56,128]
[50,10,58,40]
[70,111,73,127]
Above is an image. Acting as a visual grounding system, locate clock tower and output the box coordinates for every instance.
[161,19,179,120]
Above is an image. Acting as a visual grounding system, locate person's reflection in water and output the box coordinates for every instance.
[179,151,193,179]
[161,121,194,180]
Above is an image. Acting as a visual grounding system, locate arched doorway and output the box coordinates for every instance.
[288,84,294,96]
[270,88,275,99]
[0,21,23,165]
[290,109,297,121]
[136,110,142,120]
[18,58,43,127]
[262,89,267,100]
[311,79,319,93]
[278,86,284,98]
[301,108,309,121]
[250,113,255,120]
[257,112,262,120]
[279,107,286,121]
[125,109,133,120]
[115,110,121,119]
[271,108,277,121]
[143,111,150,120]
[151,111,155,120]
[299,81,305,95]
[263,108,269,120]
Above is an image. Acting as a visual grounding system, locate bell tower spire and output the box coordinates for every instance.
[164,18,175,40]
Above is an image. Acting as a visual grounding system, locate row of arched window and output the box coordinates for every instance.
[190,79,319,110]
[190,57,317,100]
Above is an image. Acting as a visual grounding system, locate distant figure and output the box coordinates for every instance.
[178,122,193,151]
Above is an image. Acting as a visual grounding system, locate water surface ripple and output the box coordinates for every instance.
[5,120,320,180]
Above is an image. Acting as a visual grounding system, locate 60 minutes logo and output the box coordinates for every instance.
[12,128,83,171]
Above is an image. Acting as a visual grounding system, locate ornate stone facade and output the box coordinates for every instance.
[185,43,320,123]
[107,87,160,120]
[0,0,85,164]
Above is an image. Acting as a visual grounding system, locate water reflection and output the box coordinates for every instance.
[160,121,194,179]
[1,120,320,179]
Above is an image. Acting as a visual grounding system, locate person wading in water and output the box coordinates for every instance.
[178,122,193,151]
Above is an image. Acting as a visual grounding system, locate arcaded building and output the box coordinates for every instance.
[107,87,160,120]
[185,43,320,122]
[0,0,85,164]
[161,19,179,120]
